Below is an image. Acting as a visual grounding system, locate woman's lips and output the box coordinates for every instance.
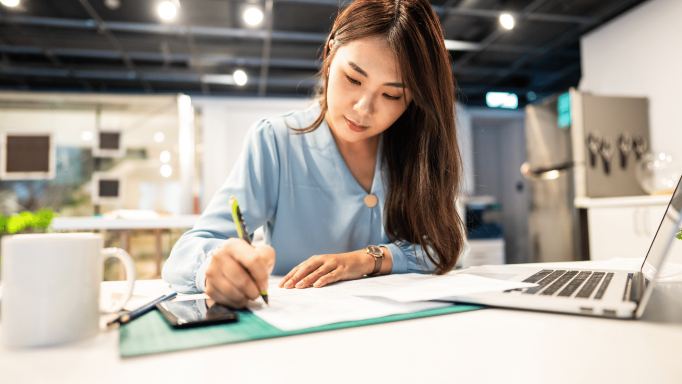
[344,117,369,132]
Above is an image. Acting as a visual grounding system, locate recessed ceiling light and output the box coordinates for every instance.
[0,0,20,7]
[160,164,173,177]
[158,1,177,20]
[233,70,248,86]
[244,8,263,26]
[160,150,171,163]
[81,131,94,141]
[104,0,121,10]
[154,132,165,143]
[500,13,515,30]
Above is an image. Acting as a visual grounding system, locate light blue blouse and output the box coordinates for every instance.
[162,102,458,294]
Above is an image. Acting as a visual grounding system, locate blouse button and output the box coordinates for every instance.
[364,194,378,208]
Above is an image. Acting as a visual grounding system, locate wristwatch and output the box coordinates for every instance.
[365,245,384,276]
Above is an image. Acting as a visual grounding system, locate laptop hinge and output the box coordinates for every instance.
[625,272,645,303]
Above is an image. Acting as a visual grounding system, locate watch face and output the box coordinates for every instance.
[366,245,383,257]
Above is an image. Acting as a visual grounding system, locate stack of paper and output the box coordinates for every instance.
[249,273,536,331]
[324,273,537,302]
[248,283,451,331]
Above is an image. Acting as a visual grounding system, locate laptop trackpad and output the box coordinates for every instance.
[462,272,519,281]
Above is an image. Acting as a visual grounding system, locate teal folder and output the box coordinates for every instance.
[119,304,483,357]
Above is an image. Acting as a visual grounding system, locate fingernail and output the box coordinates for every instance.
[295,281,304,288]
[284,280,294,288]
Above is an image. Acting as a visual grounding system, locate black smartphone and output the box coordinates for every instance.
[156,298,239,329]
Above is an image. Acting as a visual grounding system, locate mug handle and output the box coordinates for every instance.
[101,247,137,313]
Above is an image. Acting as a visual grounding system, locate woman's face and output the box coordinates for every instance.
[325,36,413,145]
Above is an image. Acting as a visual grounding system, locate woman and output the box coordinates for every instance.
[162,0,467,308]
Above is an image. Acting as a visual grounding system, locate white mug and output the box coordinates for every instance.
[1,233,136,348]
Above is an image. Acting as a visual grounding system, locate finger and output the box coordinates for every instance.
[255,244,276,274]
[221,253,261,300]
[286,258,325,289]
[205,273,250,309]
[313,269,340,288]
[252,244,276,291]
[295,264,334,289]
[279,265,299,288]
[229,240,271,294]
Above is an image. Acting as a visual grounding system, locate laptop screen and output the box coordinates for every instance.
[640,175,682,281]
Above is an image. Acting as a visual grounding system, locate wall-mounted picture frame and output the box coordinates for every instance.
[93,130,125,158]
[92,172,125,205]
[0,132,56,180]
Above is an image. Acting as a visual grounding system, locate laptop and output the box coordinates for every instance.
[449,175,682,319]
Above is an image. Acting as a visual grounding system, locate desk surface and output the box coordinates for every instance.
[2,261,682,384]
[51,215,200,230]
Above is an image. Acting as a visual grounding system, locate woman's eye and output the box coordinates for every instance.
[383,94,401,101]
[345,75,361,85]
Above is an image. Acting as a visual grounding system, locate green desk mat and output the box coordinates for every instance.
[119,304,483,358]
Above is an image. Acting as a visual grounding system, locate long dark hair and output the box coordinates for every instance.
[294,0,465,274]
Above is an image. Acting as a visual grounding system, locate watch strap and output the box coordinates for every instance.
[371,255,383,276]
[366,245,384,276]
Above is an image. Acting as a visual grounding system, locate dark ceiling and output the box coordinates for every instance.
[0,0,648,107]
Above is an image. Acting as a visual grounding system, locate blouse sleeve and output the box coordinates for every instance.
[381,239,471,274]
[162,119,280,293]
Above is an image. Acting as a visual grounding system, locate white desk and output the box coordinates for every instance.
[51,216,200,277]
[2,261,682,384]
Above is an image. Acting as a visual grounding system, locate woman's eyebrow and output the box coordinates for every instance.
[347,61,404,88]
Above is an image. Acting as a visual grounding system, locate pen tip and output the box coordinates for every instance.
[263,295,269,305]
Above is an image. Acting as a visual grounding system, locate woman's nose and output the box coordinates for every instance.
[354,93,374,116]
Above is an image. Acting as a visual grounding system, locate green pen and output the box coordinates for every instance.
[230,196,269,305]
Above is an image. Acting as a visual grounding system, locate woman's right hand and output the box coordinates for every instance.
[204,238,275,309]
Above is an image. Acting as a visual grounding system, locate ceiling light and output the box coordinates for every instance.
[104,0,121,10]
[160,164,173,177]
[81,131,94,141]
[486,92,518,109]
[0,0,20,7]
[160,150,171,163]
[244,8,264,26]
[154,132,165,143]
[500,13,515,30]
[233,70,248,86]
[158,1,177,20]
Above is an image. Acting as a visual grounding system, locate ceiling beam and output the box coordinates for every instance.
[258,0,275,97]
[451,0,550,70]
[0,14,577,55]
[0,44,574,78]
[76,0,153,92]
[0,65,320,88]
[479,0,645,93]
[274,0,597,25]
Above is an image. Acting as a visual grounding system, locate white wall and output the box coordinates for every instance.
[192,97,313,210]
[579,0,682,161]
[457,103,475,196]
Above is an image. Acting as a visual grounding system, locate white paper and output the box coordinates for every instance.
[249,282,450,331]
[324,273,537,302]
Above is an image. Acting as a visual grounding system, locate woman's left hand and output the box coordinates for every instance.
[278,249,388,289]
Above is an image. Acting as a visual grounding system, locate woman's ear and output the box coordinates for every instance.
[328,39,335,51]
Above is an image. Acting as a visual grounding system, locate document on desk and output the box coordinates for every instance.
[249,283,451,331]
[325,273,538,302]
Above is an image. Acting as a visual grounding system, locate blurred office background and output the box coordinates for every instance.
[0,0,680,279]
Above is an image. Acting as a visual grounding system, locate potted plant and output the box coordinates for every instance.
[0,209,55,235]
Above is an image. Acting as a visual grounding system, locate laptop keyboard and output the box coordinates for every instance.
[505,269,615,299]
